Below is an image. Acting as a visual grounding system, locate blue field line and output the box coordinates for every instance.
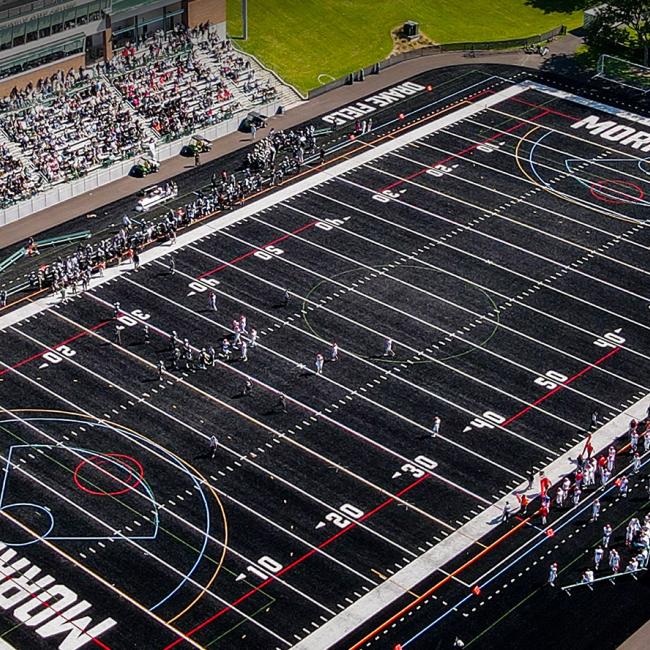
[0,444,159,543]
[401,449,650,648]
[0,416,211,613]
[527,131,648,220]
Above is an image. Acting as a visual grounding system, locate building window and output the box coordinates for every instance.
[51,11,64,34]
[25,18,39,43]
[64,9,77,30]
[0,28,12,52]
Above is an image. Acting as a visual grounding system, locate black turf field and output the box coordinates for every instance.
[1,67,649,650]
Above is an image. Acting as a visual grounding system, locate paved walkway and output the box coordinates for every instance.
[619,619,650,650]
[0,33,582,250]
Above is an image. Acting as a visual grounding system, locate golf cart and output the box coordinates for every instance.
[131,156,160,178]
[181,134,212,157]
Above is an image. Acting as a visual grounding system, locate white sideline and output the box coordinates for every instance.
[4,79,646,648]
[523,80,650,127]
[294,392,650,649]
[0,82,526,333]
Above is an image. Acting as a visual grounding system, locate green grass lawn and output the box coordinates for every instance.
[226,0,587,94]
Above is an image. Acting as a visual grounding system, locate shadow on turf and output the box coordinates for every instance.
[524,0,591,13]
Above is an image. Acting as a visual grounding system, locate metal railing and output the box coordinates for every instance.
[561,567,647,592]
[0,0,71,23]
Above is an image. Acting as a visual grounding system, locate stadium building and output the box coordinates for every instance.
[0,0,226,95]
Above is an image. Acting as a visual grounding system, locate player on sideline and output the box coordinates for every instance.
[383,338,395,357]
[603,523,612,548]
[209,435,218,459]
[590,498,600,522]
[315,353,324,375]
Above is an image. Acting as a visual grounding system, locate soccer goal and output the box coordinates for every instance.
[595,54,650,93]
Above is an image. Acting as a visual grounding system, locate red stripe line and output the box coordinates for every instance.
[508,96,579,121]
[378,110,550,193]
[164,98,602,648]
[0,320,111,377]
[501,346,621,427]
[164,350,621,647]
[162,475,429,649]
[197,221,318,279]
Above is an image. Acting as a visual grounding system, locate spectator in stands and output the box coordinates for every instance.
[0,21,280,210]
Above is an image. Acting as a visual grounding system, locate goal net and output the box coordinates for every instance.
[596,54,650,93]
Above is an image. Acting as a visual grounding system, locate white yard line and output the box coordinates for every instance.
[148,259,525,481]
[310,188,650,369]
[0,349,338,628]
[416,118,647,242]
[383,135,650,266]
[250,203,642,405]
[293,391,650,650]
[1,78,647,649]
[0,83,526,333]
[201,218,594,444]
[342,168,650,305]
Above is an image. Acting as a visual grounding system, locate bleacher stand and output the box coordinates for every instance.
[0,70,147,184]
[0,22,286,210]
[0,142,43,209]
[107,25,239,140]
[199,37,277,106]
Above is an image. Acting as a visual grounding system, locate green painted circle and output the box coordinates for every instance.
[300,265,500,364]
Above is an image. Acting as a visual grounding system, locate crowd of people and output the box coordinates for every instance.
[0,22,280,208]
[0,66,94,112]
[24,123,315,296]
[202,39,277,106]
[0,143,43,209]
[533,417,650,592]
[244,125,318,177]
[108,26,238,139]
[0,76,147,184]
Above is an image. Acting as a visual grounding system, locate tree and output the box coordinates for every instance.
[587,1,650,65]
